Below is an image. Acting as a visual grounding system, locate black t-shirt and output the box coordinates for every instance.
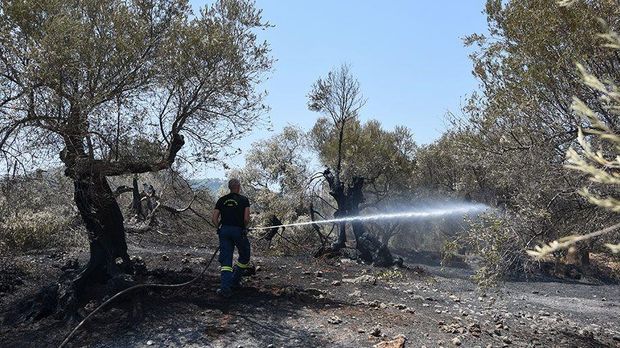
[215,192,250,228]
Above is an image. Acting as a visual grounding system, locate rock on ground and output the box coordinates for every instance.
[374,334,407,348]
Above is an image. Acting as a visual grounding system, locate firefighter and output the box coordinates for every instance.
[211,178,251,297]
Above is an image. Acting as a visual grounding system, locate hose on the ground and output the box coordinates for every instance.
[60,223,312,347]
[58,246,220,348]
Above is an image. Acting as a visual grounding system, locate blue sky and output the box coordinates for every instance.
[190,0,489,178]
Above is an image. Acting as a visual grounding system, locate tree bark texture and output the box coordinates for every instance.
[320,169,395,266]
[65,173,133,313]
[131,176,144,218]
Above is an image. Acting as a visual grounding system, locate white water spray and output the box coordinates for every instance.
[250,203,490,230]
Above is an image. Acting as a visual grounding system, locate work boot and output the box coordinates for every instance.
[233,264,256,277]
[216,288,232,298]
[242,265,256,277]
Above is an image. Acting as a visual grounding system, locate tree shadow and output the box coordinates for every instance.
[56,269,347,347]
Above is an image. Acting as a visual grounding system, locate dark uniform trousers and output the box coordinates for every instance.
[218,225,251,290]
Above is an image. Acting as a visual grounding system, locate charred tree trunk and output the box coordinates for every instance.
[7,121,187,324]
[131,176,143,218]
[350,221,394,267]
[61,173,134,316]
[7,170,138,325]
[319,170,396,266]
[52,106,134,316]
[347,177,394,266]
[333,182,348,249]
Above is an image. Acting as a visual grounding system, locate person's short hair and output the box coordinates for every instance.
[228,178,241,190]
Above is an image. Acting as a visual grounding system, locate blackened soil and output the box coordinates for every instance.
[1,229,619,348]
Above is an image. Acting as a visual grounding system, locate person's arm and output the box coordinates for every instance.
[243,207,250,228]
[212,209,221,228]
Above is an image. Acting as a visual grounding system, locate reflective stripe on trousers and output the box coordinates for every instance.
[235,261,250,269]
[217,225,251,291]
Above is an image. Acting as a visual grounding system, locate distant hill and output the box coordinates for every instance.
[189,178,226,193]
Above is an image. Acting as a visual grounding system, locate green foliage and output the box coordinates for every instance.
[414,131,487,200]
[0,0,272,175]
[458,0,620,219]
[529,13,620,259]
[311,119,416,197]
[465,214,530,286]
[234,126,311,222]
[414,0,620,281]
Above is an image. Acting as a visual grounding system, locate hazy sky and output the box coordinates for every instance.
[190,0,489,178]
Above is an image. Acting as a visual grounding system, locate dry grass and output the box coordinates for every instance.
[0,209,86,252]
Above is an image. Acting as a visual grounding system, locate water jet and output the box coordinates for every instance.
[250,203,490,231]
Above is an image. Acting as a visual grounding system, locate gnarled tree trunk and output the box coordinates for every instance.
[347,177,394,267]
[131,176,144,219]
[318,170,395,266]
[62,173,134,315]
[6,171,137,324]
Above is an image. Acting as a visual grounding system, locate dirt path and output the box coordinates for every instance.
[1,237,619,348]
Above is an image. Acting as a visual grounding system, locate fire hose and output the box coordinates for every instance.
[57,227,289,348]
[59,205,488,346]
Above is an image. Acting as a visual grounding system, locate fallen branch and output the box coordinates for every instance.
[160,194,196,214]
[126,195,197,234]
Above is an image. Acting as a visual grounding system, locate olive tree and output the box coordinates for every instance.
[0,0,271,313]
[236,125,311,220]
[446,0,620,278]
[528,3,620,259]
[231,126,320,251]
[308,65,416,265]
[308,64,365,252]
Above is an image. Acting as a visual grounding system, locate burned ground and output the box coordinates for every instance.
[1,226,619,348]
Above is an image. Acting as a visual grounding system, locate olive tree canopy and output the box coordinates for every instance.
[0,0,272,176]
[0,0,272,315]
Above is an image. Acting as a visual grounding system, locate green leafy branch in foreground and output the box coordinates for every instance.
[527,222,620,260]
[528,16,620,260]
[556,0,578,7]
